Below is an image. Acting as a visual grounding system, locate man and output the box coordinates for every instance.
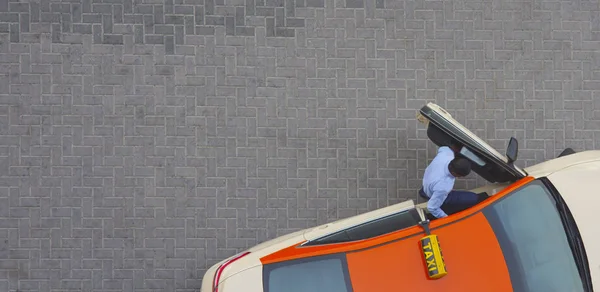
[419,145,480,219]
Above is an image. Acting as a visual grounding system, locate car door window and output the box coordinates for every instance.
[345,208,421,241]
[303,209,421,246]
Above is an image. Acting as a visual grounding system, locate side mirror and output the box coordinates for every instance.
[506,137,518,164]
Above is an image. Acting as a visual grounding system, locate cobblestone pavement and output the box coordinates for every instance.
[1,0,600,291]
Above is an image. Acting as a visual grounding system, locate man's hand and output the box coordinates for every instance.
[427,189,449,219]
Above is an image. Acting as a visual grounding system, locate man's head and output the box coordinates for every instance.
[448,157,471,177]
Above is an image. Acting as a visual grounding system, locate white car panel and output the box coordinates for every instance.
[215,265,263,292]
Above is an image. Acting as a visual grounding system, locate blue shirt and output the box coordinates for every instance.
[422,146,455,218]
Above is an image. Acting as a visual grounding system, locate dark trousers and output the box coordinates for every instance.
[419,188,485,216]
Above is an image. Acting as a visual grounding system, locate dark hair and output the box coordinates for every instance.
[448,158,471,177]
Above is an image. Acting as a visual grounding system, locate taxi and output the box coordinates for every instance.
[201,102,598,292]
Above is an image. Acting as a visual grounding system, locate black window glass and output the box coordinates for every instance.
[345,208,421,241]
[304,209,421,246]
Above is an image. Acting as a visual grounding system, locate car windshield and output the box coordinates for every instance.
[263,254,352,292]
[482,180,586,292]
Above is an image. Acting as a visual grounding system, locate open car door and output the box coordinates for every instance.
[417,103,527,183]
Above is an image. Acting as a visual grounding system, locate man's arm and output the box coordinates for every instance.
[427,187,449,218]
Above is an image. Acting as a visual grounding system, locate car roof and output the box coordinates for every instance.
[262,211,514,291]
[345,212,512,291]
[262,177,533,264]
[260,177,536,290]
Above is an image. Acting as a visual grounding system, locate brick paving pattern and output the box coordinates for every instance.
[2,0,600,291]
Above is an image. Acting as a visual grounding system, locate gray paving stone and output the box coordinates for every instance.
[1,0,600,290]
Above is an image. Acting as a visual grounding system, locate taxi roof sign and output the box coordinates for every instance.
[418,220,448,280]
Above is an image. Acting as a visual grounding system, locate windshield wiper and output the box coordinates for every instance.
[563,209,592,291]
[551,187,593,291]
